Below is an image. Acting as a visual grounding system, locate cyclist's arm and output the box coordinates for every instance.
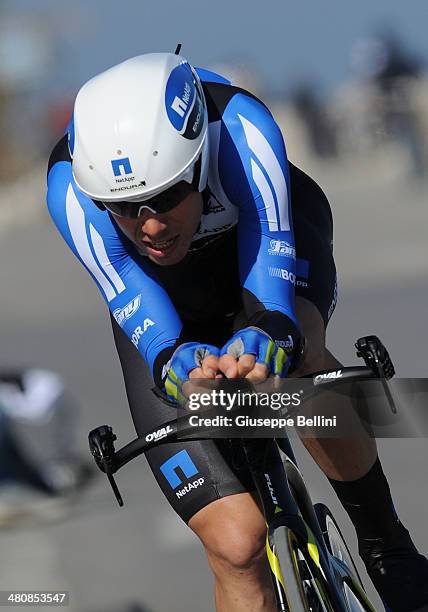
[46,145,183,386]
[220,92,300,345]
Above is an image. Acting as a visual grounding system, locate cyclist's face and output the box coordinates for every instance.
[112,191,203,266]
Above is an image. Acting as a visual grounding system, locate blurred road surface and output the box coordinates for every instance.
[0,171,427,611]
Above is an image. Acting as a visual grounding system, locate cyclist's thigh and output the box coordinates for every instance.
[110,315,255,524]
[290,163,337,328]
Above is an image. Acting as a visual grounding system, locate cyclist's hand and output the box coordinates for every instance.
[218,351,261,380]
[189,352,222,380]
[164,342,220,403]
[220,327,291,383]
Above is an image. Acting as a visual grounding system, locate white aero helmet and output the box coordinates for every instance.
[69,52,209,211]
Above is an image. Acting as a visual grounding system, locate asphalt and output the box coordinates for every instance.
[0,168,427,611]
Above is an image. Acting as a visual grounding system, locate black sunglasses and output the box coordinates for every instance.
[97,180,194,218]
[96,156,202,218]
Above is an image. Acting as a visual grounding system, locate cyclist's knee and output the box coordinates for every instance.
[207,528,266,574]
[189,493,267,574]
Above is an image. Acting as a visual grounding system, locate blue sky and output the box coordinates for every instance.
[4,0,428,97]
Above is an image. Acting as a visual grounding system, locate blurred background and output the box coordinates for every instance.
[0,1,427,610]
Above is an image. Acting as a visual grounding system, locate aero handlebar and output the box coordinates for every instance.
[89,335,395,506]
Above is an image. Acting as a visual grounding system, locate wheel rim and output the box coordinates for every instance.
[325,515,360,582]
[293,546,329,612]
[324,516,370,611]
[343,583,367,612]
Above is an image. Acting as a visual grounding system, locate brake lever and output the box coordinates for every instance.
[355,336,395,379]
[88,425,124,506]
[107,474,123,507]
[355,336,398,414]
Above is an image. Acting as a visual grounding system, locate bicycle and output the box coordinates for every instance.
[88,335,396,611]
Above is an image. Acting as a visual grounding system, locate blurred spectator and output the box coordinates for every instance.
[349,30,427,176]
[0,368,94,528]
[352,30,422,89]
[291,82,337,158]
[0,11,53,180]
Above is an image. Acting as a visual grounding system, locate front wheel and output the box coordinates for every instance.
[314,503,374,612]
[314,503,362,584]
[270,525,333,612]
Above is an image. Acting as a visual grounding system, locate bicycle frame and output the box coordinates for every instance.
[241,435,378,611]
[240,435,341,610]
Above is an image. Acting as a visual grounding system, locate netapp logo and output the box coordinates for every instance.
[175,477,205,499]
[171,81,192,118]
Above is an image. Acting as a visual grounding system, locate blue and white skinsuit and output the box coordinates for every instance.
[47,67,337,521]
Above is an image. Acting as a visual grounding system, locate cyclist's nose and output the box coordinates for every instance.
[140,216,167,237]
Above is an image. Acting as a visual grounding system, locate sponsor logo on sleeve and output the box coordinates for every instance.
[268,267,296,285]
[268,240,296,259]
[131,319,155,347]
[113,294,141,328]
[268,267,308,288]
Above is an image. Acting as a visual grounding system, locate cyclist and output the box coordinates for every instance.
[47,52,428,611]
